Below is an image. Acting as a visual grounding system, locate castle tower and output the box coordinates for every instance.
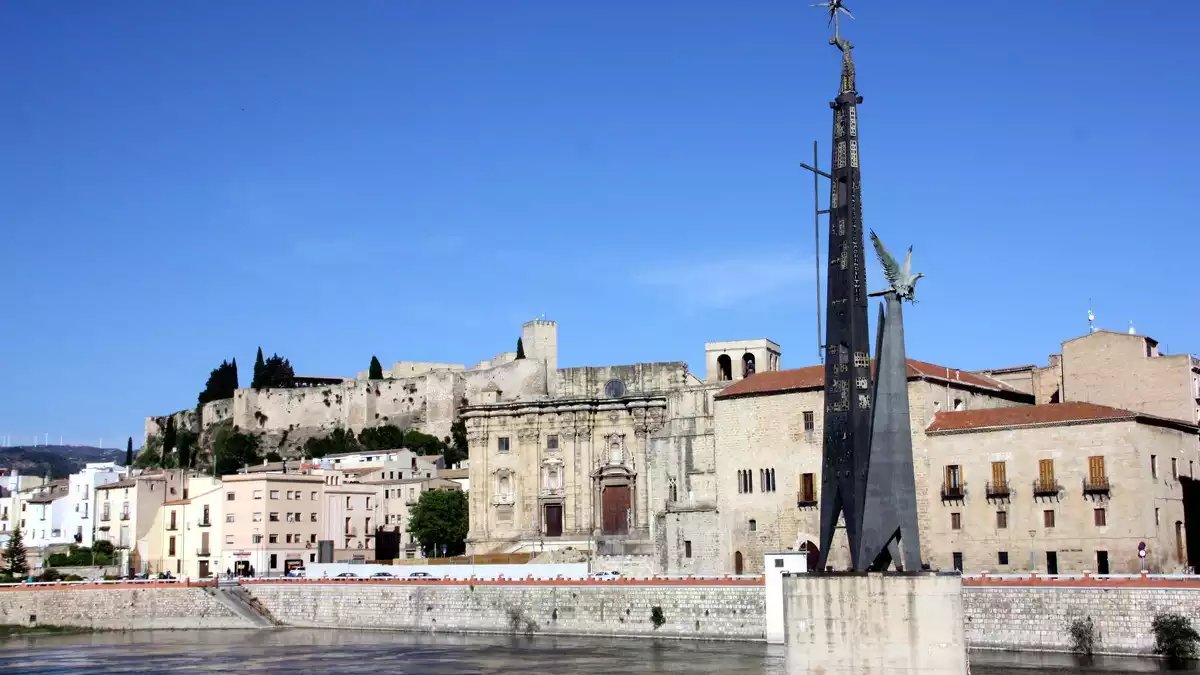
[704,339,782,384]
[521,319,558,372]
[816,38,874,571]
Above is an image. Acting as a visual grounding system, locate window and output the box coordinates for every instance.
[1046,551,1059,575]
[253,490,263,500]
[1152,455,1158,479]
[311,513,318,522]
[1094,508,1107,527]
[226,492,235,501]
[270,490,280,500]
[685,541,692,558]
[253,512,263,522]
[252,534,262,544]
[168,537,176,556]
[760,468,777,492]
[226,514,235,523]
[991,461,1007,485]
[952,552,963,572]
[998,551,1009,566]
[774,558,784,568]
[366,497,372,510]
[1043,509,1056,528]
[945,464,962,488]
[225,535,234,545]
[951,512,962,530]
[953,398,964,411]
[269,534,278,544]
[800,473,817,503]
[1155,507,1160,526]
[310,534,317,543]
[1097,551,1110,574]
[310,554,316,563]
[311,491,318,501]
[803,411,815,432]
[547,435,558,450]
[269,512,279,522]
[996,511,1008,529]
[749,519,757,532]
[345,496,352,509]
[269,554,278,569]
[1037,459,1056,491]
[1172,458,1179,480]
[498,437,510,453]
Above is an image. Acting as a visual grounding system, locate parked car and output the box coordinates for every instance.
[407,571,434,579]
[370,572,395,578]
[335,572,359,578]
[590,571,621,579]
[287,568,307,578]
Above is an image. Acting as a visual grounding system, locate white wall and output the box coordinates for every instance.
[765,552,808,644]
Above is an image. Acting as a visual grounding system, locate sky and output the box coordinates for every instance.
[1,1,1197,448]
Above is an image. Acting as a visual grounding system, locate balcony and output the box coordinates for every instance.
[1032,478,1062,498]
[198,519,211,528]
[985,481,1011,500]
[100,514,111,522]
[345,527,358,536]
[797,491,818,508]
[120,513,130,521]
[196,548,211,557]
[166,525,179,532]
[941,483,966,502]
[1083,476,1111,496]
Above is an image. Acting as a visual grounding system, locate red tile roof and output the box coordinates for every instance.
[715,359,1027,400]
[927,402,1199,434]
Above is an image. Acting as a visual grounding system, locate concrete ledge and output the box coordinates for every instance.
[241,576,765,587]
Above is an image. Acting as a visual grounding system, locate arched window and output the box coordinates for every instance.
[742,353,756,378]
[734,551,744,575]
[717,354,733,381]
[604,379,626,398]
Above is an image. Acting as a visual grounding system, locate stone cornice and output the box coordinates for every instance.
[461,396,667,420]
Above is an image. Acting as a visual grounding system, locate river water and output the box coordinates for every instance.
[0,629,1178,674]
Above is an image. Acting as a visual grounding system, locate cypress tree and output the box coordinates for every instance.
[3,527,29,578]
[368,355,384,380]
[125,437,133,467]
[253,347,266,389]
[516,338,526,360]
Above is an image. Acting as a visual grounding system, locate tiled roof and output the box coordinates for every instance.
[97,479,137,490]
[715,359,1027,400]
[927,402,1199,434]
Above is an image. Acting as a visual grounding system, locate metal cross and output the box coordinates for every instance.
[811,0,854,41]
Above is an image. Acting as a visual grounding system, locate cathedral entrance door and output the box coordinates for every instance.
[544,504,563,537]
[602,485,631,535]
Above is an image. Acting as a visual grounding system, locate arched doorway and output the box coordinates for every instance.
[799,540,820,572]
[717,355,732,381]
[742,353,756,378]
[734,551,744,575]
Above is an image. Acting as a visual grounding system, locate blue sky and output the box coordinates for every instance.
[2,1,1197,448]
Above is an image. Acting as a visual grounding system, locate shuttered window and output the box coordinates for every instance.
[1088,456,1106,482]
[991,461,1007,486]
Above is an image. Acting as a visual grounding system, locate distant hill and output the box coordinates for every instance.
[0,445,126,479]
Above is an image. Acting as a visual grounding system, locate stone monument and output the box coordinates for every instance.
[781,3,968,672]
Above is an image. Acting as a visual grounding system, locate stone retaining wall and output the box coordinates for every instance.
[243,578,765,640]
[0,581,251,630]
[963,574,1200,655]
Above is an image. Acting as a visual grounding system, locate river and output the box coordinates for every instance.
[0,629,1180,674]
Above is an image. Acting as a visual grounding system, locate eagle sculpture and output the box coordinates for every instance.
[869,230,924,303]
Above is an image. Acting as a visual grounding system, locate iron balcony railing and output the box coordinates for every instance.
[1082,476,1111,495]
[797,491,818,508]
[941,483,966,501]
[120,513,130,521]
[196,548,211,557]
[198,518,211,527]
[1032,478,1062,497]
[985,481,1011,499]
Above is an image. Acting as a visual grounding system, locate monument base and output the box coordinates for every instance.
[782,572,968,675]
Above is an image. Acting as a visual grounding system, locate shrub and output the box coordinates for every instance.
[1068,616,1096,656]
[38,569,61,582]
[61,574,84,582]
[651,606,666,629]
[1153,613,1200,664]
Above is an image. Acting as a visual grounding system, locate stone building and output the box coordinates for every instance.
[464,337,786,558]
[923,402,1198,574]
[707,360,1031,575]
[977,330,1200,425]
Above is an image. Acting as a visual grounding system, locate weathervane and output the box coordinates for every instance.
[811,0,855,51]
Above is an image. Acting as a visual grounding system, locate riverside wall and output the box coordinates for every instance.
[963,573,1200,656]
[243,577,766,640]
[0,581,251,630]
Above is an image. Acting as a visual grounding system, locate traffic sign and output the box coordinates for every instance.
[1139,549,1148,559]
[1139,541,1147,551]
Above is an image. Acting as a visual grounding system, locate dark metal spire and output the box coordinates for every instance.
[814,1,872,572]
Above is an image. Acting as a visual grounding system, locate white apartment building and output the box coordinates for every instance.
[63,462,125,547]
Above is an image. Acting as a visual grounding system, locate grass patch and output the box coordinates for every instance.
[0,624,92,637]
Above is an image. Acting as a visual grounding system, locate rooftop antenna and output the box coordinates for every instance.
[1087,303,1096,334]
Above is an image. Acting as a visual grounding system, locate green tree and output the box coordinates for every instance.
[368,355,384,380]
[358,424,406,451]
[516,338,526,359]
[444,419,468,468]
[124,437,133,467]
[198,358,239,405]
[252,352,295,389]
[177,429,199,470]
[213,424,262,476]
[134,435,164,469]
[161,417,177,469]
[252,347,266,389]
[403,430,446,457]
[303,428,359,459]
[265,451,283,463]
[407,490,468,557]
[3,527,29,578]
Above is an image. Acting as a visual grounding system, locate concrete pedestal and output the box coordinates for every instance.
[783,572,968,675]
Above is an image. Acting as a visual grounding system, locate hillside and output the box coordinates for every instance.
[0,445,126,479]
